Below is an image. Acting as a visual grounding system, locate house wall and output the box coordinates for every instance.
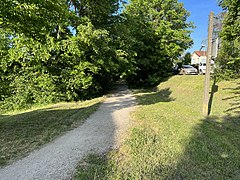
[191,52,207,64]
[199,56,207,63]
[191,53,200,64]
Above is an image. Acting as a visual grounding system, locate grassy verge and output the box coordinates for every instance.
[74,76,240,179]
[74,154,111,179]
[0,97,104,167]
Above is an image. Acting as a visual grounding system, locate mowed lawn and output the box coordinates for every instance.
[75,75,240,179]
[0,97,103,167]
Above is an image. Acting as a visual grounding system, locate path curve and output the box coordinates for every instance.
[0,85,136,180]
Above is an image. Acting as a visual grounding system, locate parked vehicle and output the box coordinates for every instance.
[179,65,198,75]
[199,62,215,74]
[172,64,180,75]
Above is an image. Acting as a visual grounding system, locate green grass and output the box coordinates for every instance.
[74,75,240,179]
[74,154,111,180]
[0,97,104,167]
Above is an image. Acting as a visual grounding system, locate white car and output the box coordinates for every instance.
[199,62,214,74]
[179,65,198,75]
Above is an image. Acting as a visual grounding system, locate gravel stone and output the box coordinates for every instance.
[0,85,136,180]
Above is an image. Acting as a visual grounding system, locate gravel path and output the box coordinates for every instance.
[0,85,136,180]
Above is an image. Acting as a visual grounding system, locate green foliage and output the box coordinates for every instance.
[0,0,193,112]
[0,18,126,112]
[123,0,193,86]
[0,0,69,40]
[183,52,192,65]
[0,1,124,112]
[219,0,240,41]
[56,18,125,100]
[67,0,120,29]
[0,71,58,112]
[216,40,240,80]
[0,34,60,112]
[216,0,240,79]
[0,29,11,101]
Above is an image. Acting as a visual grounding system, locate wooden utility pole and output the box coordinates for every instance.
[203,12,214,116]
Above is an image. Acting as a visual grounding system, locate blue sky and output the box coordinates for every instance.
[179,0,223,53]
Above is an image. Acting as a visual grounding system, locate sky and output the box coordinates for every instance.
[179,0,223,54]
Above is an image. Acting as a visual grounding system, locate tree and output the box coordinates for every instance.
[0,0,129,112]
[123,0,193,86]
[216,0,240,79]
[0,0,69,40]
[0,0,193,112]
[183,52,192,65]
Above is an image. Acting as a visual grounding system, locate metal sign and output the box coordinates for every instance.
[212,12,225,58]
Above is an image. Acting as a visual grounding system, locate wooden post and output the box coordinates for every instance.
[203,12,214,116]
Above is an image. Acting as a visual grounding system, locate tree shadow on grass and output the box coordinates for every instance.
[0,114,7,118]
[147,80,240,178]
[167,114,240,179]
[135,88,175,105]
[73,111,240,179]
[207,79,240,115]
[0,102,101,167]
[222,82,240,114]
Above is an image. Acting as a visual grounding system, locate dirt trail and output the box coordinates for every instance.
[0,85,136,180]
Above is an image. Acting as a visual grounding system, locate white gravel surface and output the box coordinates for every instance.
[0,85,136,180]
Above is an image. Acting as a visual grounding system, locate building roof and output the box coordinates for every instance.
[193,51,207,57]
